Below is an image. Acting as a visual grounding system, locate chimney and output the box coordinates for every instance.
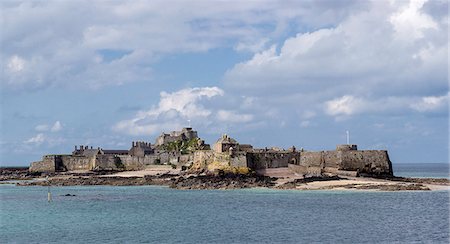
[75,145,77,150]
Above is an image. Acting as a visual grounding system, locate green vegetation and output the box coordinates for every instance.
[114,158,125,169]
[160,138,203,154]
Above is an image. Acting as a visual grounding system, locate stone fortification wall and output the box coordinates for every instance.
[247,152,298,170]
[29,155,58,173]
[322,151,340,168]
[61,155,93,171]
[336,144,358,151]
[298,152,322,167]
[191,150,215,170]
[150,152,193,166]
[293,150,392,176]
[231,152,247,168]
[296,151,324,176]
[117,155,154,170]
[93,155,122,171]
[190,150,248,173]
[339,150,392,175]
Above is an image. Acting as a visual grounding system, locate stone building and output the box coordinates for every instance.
[29,128,393,177]
[155,127,198,147]
[213,134,239,153]
[30,128,203,173]
[128,141,153,157]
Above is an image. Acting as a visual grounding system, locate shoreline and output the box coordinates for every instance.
[2,168,449,192]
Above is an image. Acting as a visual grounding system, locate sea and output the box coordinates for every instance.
[1,163,449,244]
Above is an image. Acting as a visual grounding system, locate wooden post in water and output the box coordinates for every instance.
[46,176,52,202]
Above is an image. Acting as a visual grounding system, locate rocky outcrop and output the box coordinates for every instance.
[16,175,174,187]
[0,167,37,181]
[170,174,276,190]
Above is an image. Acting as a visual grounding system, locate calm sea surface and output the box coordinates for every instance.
[393,163,450,179]
[0,163,449,244]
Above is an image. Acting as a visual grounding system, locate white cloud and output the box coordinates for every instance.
[2,1,367,90]
[7,55,25,73]
[216,110,253,123]
[113,87,224,135]
[50,121,62,132]
[389,0,438,40]
[325,95,364,116]
[224,0,447,123]
[24,133,45,145]
[410,94,448,112]
[323,93,449,119]
[34,121,63,132]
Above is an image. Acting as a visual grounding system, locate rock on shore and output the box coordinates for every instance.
[0,167,36,181]
[16,175,174,187]
[170,174,276,190]
[5,167,449,191]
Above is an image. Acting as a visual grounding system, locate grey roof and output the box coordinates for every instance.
[82,149,100,157]
[102,150,129,155]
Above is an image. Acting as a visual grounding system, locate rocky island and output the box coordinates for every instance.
[4,127,449,191]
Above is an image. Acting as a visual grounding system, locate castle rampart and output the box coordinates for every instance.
[29,128,393,177]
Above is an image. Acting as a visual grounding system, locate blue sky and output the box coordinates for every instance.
[1,0,448,166]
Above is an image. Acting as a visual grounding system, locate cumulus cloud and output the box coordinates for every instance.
[24,133,46,145]
[324,93,449,119]
[113,87,225,135]
[24,132,65,147]
[7,55,25,73]
[410,94,449,112]
[112,86,265,135]
[223,0,447,122]
[50,121,62,132]
[325,95,364,116]
[389,0,438,40]
[2,0,367,91]
[34,121,63,132]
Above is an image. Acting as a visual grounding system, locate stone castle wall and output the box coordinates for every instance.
[29,152,196,173]
[290,150,392,176]
[61,155,93,171]
[29,155,58,173]
[190,150,247,172]
[339,150,392,175]
[29,138,393,177]
[191,150,215,170]
[247,152,298,170]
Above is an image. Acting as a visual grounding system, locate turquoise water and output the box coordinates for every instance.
[0,184,449,243]
[393,163,450,179]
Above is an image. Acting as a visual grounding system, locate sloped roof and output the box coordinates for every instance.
[82,149,100,157]
[215,134,238,145]
[102,150,129,155]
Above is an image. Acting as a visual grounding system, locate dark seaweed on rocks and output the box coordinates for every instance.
[170,174,276,190]
[0,167,37,181]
